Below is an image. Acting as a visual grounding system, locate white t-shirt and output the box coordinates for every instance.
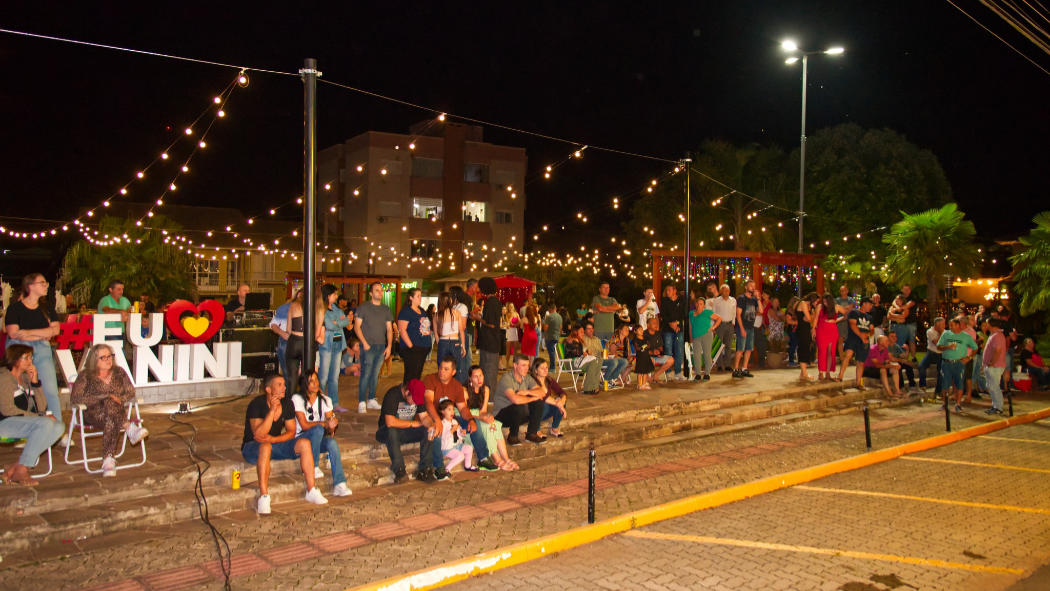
[291,393,332,435]
[637,298,660,326]
[707,296,737,325]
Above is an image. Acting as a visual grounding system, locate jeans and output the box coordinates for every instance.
[713,323,735,369]
[358,346,384,403]
[692,332,714,376]
[314,434,346,486]
[545,338,559,364]
[317,347,343,406]
[542,403,564,429]
[602,357,628,382]
[495,399,545,439]
[662,330,685,374]
[480,350,500,393]
[241,424,323,464]
[985,366,1006,410]
[0,415,64,468]
[897,363,916,387]
[8,339,61,416]
[275,338,288,379]
[918,351,943,392]
[436,340,463,378]
[1028,366,1050,387]
[432,415,490,468]
[376,425,434,474]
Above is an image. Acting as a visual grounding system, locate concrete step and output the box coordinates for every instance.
[0,385,907,555]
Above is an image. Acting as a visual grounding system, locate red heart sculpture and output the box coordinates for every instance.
[164,299,226,344]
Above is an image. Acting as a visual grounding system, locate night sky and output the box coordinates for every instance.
[2,1,1048,267]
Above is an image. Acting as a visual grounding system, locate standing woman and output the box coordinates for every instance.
[814,294,839,381]
[4,274,62,422]
[71,344,147,477]
[285,290,325,395]
[397,288,432,382]
[520,305,540,362]
[435,292,465,376]
[794,294,816,382]
[0,345,65,486]
[502,304,520,368]
[689,297,722,382]
[318,284,349,412]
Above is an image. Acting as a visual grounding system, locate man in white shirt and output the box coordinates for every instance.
[636,289,660,327]
[706,285,737,372]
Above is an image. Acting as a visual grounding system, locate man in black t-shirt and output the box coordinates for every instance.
[376,379,435,483]
[241,375,328,514]
[733,281,759,379]
[644,317,675,381]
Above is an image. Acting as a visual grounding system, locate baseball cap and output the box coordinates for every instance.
[407,379,425,405]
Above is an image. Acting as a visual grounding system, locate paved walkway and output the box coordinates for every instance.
[3,392,1045,590]
[453,419,1050,591]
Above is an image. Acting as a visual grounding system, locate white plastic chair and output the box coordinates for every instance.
[0,438,53,478]
[553,343,583,392]
[64,401,147,474]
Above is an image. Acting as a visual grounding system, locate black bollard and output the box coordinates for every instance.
[588,449,596,524]
[863,404,872,451]
[944,393,951,432]
[1008,392,1014,417]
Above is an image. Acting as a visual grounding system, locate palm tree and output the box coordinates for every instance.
[881,203,980,322]
[1010,211,1050,317]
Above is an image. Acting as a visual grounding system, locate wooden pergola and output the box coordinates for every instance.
[651,249,825,296]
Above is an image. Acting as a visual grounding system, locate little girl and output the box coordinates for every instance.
[437,399,476,472]
[631,324,654,390]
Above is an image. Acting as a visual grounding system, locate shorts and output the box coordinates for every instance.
[651,355,673,365]
[845,341,868,363]
[242,437,301,465]
[940,359,965,391]
[892,324,916,348]
[862,366,886,379]
[735,326,755,352]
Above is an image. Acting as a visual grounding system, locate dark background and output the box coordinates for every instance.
[1,1,1047,262]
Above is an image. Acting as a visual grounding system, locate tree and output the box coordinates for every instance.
[61,215,195,306]
[881,203,981,322]
[1010,211,1050,317]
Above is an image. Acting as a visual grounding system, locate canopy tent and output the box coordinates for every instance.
[493,274,535,309]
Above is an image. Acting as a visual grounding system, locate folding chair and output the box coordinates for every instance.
[554,342,584,392]
[64,401,147,474]
[0,437,53,478]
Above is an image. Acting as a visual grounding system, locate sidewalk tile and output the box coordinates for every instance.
[439,505,493,522]
[80,579,145,591]
[540,483,587,498]
[400,512,454,532]
[138,565,212,591]
[478,498,524,513]
[510,491,556,506]
[260,541,324,566]
[312,531,371,553]
[202,553,270,578]
[359,521,415,541]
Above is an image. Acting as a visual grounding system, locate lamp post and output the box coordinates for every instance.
[781,40,844,256]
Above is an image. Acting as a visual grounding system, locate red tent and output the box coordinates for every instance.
[493,274,535,308]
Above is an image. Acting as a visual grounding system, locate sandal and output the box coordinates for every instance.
[3,466,38,487]
[550,430,564,438]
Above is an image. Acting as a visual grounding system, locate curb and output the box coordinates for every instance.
[349,405,1050,591]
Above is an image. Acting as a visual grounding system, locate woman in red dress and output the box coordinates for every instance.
[520,305,540,361]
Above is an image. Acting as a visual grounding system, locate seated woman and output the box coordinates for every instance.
[563,325,603,394]
[292,371,353,497]
[70,344,148,477]
[1020,338,1050,390]
[464,365,517,470]
[0,344,65,486]
[530,357,568,438]
[606,324,634,385]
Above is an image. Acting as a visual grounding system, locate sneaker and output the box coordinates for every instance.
[742,370,755,378]
[433,468,451,481]
[314,466,324,480]
[304,487,329,505]
[358,402,367,414]
[126,423,149,445]
[101,455,117,477]
[732,370,742,378]
[392,469,409,484]
[954,404,963,413]
[464,465,479,472]
[257,494,271,515]
[414,468,435,483]
[694,375,704,382]
[332,482,352,497]
[366,398,382,410]
[984,407,999,415]
[61,433,75,448]
[525,433,547,444]
[703,374,711,381]
[477,458,499,472]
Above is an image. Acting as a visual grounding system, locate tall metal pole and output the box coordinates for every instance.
[301,58,320,380]
[797,54,808,255]
[682,157,692,304]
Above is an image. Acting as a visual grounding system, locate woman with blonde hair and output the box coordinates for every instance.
[502,304,520,368]
[71,344,147,477]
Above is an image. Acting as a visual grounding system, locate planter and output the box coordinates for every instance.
[765,351,785,369]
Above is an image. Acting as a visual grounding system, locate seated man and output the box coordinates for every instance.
[863,336,903,398]
[292,371,352,497]
[375,379,435,483]
[1020,338,1050,390]
[644,317,675,382]
[582,322,628,388]
[493,354,548,445]
[422,356,499,477]
[241,374,328,515]
[887,332,916,391]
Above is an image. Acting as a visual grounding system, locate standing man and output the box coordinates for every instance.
[269,290,299,379]
[869,293,887,338]
[375,379,435,484]
[492,354,547,445]
[541,302,562,362]
[421,356,499,473]
[899,284,919,361]
[476,277,503,392]
[838,297,874,388]
[353,282,392,414]
[834,285,854,363]
[732,281,759,379]
[660,285,687,380]
[636,288,660,328]
[241,375,328,514]
[97,279,132,341]
[937,316,978,413]
[591,282,619,341]
[982,318,1008,415]
[707,285,737,373]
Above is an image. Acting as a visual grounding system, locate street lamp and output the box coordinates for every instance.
[781,40,844,255]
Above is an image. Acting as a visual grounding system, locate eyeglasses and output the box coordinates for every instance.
[98,354,115,361]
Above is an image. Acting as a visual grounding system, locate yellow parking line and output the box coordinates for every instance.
[901,456,1050,474]
[980,435,1050,445]
[795,485,1050,514]
[623,530,1023,575]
